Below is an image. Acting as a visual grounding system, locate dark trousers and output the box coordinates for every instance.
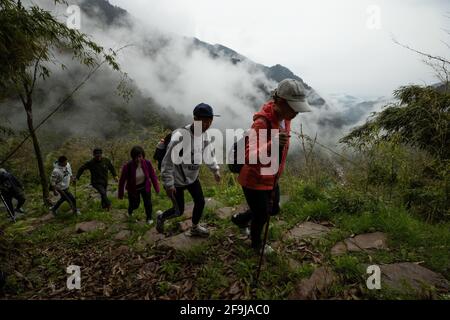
[52,189,76,212]
[1,191,25,213]
[237,184,280,248]
[160,179,205,225]
[92,184,111,208]
[128,183,152,219]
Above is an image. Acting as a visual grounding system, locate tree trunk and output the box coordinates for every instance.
[24,97,50,206]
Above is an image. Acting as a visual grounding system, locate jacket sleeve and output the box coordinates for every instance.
[67,162,73,177]
[147,160,160,193]
[107,159,118,178]
[76,161,89,180]
[50,169,61,188]
[118,163,127,198]
[246,117,273,165]
[204,133,220,174]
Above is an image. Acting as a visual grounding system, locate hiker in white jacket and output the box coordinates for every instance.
[49,156,80,215]
[156,103,221,237]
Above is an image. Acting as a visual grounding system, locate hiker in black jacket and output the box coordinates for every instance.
[74,148,118,210]
[0,168,26,217]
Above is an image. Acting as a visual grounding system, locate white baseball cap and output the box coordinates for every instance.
[274,79,312,113]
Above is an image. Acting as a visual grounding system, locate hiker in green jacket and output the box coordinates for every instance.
[74,148,118,211]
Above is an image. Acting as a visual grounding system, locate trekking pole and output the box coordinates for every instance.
[253,183,277,288]
[74,180,77,201]
[253,144,284,288]
[0,191,15,223]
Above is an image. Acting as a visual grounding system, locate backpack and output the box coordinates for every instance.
[152,130,188,182]
[227,117,271,174]
[227,134,247,174]
[153,132,173,171]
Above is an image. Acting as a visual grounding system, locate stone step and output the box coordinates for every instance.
[289,266,337,299]
[331,232,388,255]
[158,232,209,251]
[380,262,449,295]
[285,221,331,241]
[75,220,106,233]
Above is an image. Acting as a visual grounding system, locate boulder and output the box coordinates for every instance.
[380,262,449,294]
[158,232,208,251]
[141,229,165,244]
[205,197,223,209]
[75,221,105,233]
[114,230,131,241]
[285,222,331,241]
[216,207,235,219]
[289,266,337,299]
[331,232,388,255]
[178,220,192,232]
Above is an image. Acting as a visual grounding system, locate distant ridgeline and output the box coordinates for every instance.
[0,0,380,146]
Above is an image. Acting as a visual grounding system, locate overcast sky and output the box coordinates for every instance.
[109,0,448,99]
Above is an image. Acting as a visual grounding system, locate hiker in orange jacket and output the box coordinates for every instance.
[232,79,312,254]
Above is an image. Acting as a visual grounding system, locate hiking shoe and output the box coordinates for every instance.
[146,219,154,226]
[254,244,275,256]
[14,212,25,219]
[156,210,164,233]
[188,224,210,237]
[240,226,250,237]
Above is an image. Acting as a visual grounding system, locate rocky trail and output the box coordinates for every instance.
[0,192,448,300]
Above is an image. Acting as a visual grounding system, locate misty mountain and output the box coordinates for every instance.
[81,0,327,108]
[0,0,386,149]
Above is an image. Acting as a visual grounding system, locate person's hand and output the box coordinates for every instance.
[114,176,119,183]
[165,187,176,199]
[278,131,290,148]
[72,177,77,184]
[214,171,221,183]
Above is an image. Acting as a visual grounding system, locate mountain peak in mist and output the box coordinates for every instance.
[79,0,128,26]
[80,0,327,108]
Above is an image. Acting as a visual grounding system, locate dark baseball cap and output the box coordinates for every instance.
[93,148,103,155]
[193,103,220,118]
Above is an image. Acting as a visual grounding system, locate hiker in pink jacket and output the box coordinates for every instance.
[118,146,160,225]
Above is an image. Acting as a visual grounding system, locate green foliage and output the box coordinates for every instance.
[332,256,364,283]
[326,187,377,215]
[0,0,120,91]
[341,85,450,222]
[341,85,449,161]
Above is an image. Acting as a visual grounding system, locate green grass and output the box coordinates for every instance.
[1,172,449,300]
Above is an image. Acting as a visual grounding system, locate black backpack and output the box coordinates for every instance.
[228,134,247,174]
[228,117,271,174]
[153,132,172,171]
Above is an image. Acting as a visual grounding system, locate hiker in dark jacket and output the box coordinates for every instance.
[118,146,160,225]
[75,148,118,211]
[232,79,312,255]
[0,168,26,217]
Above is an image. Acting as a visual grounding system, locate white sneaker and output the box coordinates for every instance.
[188,224,210,237]
[263,244,275,255]
[146,219,154,225]
[240,227,250,237]
[255,244,275,256]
